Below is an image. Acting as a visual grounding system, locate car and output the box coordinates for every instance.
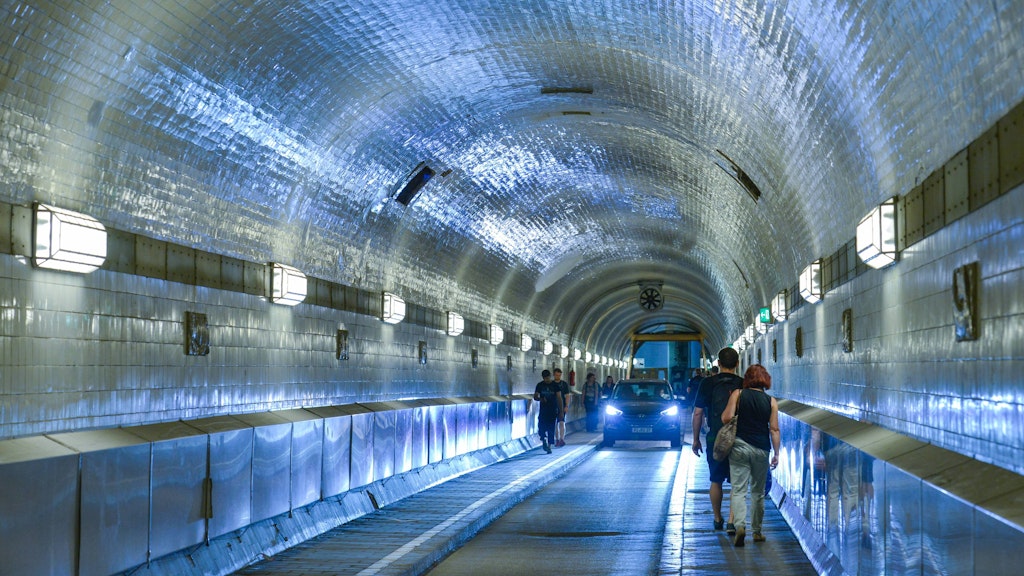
[603,379,682,448]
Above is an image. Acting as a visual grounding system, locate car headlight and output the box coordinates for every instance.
[660,405,679,417]
[605,405,623,416]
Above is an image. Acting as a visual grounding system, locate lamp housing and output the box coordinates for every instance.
[382,292,406,324]
[772,290,788,322]
[489,324,504,345]
[520,334,533,352]
[446,312,464,336]
[857,198,898,269]
[33,203,107,273]
[543,340,553,355]
[268,263,307,306]
[799,259,823,304]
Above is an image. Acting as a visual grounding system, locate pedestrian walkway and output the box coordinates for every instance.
[660,446,818,575]
[236,430,817,575]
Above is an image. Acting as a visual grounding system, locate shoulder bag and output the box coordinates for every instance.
[712,390,742,462]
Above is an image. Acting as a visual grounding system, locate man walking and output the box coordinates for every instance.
[691,348,744,532]
[534,370,562,453]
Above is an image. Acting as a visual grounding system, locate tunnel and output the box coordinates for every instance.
[1,1,1023,575]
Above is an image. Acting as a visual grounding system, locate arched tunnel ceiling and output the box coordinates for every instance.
[2,1,1022,356]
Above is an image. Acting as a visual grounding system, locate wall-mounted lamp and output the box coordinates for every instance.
[33,203,107,273]
[856,197,898,269]
[772,290,788,322]
[745,324,756,343]
[446,312,464,336]
[489,324,504,345]
[543,340,553,355]
[268,263,307,306]
[558,344,569,359]
[520,334,533,352]
[799,259,823,303]
[585,351,593,363]
[755,315,767,335]
[382,292,406,324]
[573,348,581,361]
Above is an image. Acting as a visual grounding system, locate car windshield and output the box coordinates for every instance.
[612,383,673,400]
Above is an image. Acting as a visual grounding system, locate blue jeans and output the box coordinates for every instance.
[728,437,770,533]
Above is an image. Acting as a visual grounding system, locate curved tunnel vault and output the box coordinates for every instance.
[1,2,1023,432]
[7,0,1021,354]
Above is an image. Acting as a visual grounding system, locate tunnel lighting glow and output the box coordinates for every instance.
[573,348,581,361]
[446,312,464,336]
[755,315,767,335]
[543,340,553,355]
[33,203,107,273]
[857,198,898,269]
[520,334,533,352]
[585,351,593,363]
[269,263,307,306]
[382,292,406,324]
[489,324,503,345]
[799,259,823,304]
[745,324,756,343]
[772,290,788,322]
[559,344,569,359]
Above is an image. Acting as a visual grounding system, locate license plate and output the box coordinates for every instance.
[632,426,653,434]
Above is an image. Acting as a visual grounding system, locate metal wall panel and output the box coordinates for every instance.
[883,464,922,575]
[248,420,292,523]
[902,184,925,247]
[999,100,1024,193]
[394,409,413,475]
[147,434,207,559]
[408,407,427,469]
[78,442,151,576]
[920,483,973,576]
[207,428,254,538]
[135,236,168,280]
[350,412,375,488]
[0,438,78,576]
[921,170,945,237]
[320,415,352,498]
[288,418,324,509]
[944,149,969,223]
[428,405,445,464]
[443,404,458,459]
[968,125,1000,210]
[974,509,1024,575]
[454,404,470,456]
[373,410,397,481]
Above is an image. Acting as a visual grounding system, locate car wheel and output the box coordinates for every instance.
[603,436,615,447]
[670,437,681,448]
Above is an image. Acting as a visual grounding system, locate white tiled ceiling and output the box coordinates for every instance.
[1,0,1021,351]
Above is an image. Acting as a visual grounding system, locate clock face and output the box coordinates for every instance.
[639,287,663,311]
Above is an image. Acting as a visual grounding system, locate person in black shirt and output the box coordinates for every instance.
[721,364,781,546]
[691,348,743,532]
[533,370,563,454]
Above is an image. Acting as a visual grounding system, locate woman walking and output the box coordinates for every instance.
[720,364,781,546]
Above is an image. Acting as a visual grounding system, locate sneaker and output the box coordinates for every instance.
[713,519,724,531]
[726,523,736,535]
[543,438,551,453]
[753,533,766,543]
[733,526,746,547]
